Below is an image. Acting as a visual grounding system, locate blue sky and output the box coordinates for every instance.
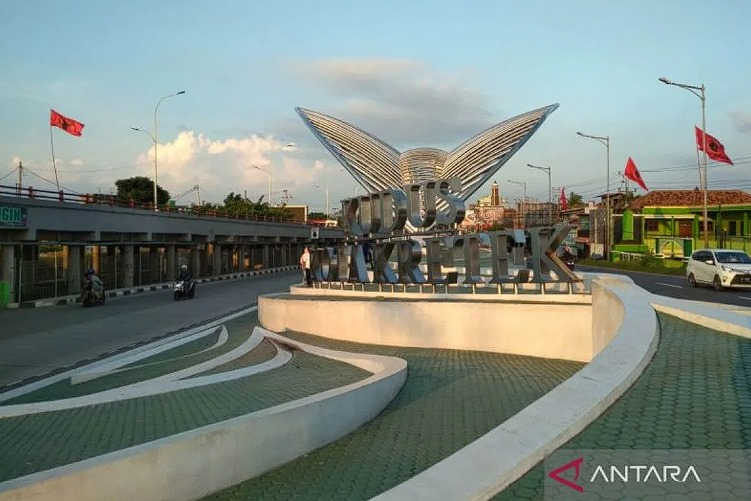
[2,0,750,212]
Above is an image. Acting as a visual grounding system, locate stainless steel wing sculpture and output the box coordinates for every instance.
[296,104,559,204]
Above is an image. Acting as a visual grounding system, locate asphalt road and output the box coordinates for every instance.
[0,271,300,388]
[578,265,751,306]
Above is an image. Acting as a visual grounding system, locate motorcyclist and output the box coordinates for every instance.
[84,268,104,298]
[178,264,192,283]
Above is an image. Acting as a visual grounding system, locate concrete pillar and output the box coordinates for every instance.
[213,244,222,275]
[263,245,269,269]
[92,246,101,273]
[192,248,201,278]
[238,246,246,271]
[123,244,135,288]
[1,245,16,302]
[166,246,176,281]
[149,247,160,283]
[105,245,116,289]
[66,245,82,294]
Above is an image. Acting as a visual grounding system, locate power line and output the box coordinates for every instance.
[23,168,83,194]
[0,167,18,183]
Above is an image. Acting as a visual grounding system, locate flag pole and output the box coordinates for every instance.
[49,126,60,190]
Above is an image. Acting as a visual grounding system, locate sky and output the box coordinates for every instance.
[2,0,750,213]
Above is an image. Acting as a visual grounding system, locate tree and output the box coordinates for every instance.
[308,212,328,220]
[115,176,170,205]
[568,191,584,207]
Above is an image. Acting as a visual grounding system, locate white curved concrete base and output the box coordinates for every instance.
[260,292,594,362]
[0,330,408,501]
[370,274,660,500]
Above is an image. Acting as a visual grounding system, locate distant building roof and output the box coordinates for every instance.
[628,190,751,210]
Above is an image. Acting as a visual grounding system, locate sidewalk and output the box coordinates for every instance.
[8,265,300,309]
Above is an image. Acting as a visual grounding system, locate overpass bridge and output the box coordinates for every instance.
[0,185,343,303]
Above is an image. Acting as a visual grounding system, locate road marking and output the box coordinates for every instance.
[655,282,683,289]
[738,296,751,301]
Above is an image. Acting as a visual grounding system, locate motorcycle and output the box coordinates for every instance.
[80,277,106,307]
[173,278,196,301]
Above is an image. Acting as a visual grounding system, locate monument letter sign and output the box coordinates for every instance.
[310,178,579,285]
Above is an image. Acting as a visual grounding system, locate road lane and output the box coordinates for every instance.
[0,272,299,388]
[578,265,751,306]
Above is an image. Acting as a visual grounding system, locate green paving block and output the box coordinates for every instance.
[203,332,582,501]
[498,313,751,500]
[0,351,371,482]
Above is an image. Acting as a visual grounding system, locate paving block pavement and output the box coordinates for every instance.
[495,312,751,500]
[204,332,584,501]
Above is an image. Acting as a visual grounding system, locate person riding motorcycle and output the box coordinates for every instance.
[178,264,192,282]
[83,268,104,298]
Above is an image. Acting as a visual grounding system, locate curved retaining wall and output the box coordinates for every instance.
[370,274,659,500]
[0,330,408,501]
[260,292,594,362]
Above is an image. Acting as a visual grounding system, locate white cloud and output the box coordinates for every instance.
[70,158,84,166]
[128,131,330,205]
[292,58,498,148]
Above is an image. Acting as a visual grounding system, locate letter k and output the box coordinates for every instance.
[549,456,584,493]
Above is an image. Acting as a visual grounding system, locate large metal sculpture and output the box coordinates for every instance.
[296,104,559,204]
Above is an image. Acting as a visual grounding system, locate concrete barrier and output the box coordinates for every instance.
[370,274,659,500]
[0,330,407,501]
[260,293,594,362]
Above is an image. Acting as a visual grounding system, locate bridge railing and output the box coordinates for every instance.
[0,184,318,226]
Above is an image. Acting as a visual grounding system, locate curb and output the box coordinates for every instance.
[8,266,300,309]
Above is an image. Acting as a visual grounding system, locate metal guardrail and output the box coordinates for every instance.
[312,280,590,295]
[0,184,326,227]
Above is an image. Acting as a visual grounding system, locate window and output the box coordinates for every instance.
[729,221,738,236]
[678,220,692,238]
[645,219,659,232]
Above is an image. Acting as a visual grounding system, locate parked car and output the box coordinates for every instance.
[686,249,751,290]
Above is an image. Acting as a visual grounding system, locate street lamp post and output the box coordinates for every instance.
[252,165,272,204]
[576,132,611,261]
[659,77,709,248]
[152,90,186,208]
[314,182,330,219]
[130,126,156,190]
[527,163,552,224]
[507,179,527,201]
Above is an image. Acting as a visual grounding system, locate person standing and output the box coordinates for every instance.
[300,246,312,286]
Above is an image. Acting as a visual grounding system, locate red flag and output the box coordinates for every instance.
[50,109,85,137]
[695,126,733,165]
[624,157,648,191]
[559,187,568,211]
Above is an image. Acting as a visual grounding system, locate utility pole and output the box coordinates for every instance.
[17,161,23,195]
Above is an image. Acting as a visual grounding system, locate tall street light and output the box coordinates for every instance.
[527,163,552,224]
[131,126,156,186]
[272,142,297,206]
[659,76,709,248]
[577,132,611,261]
[252,164,272,204]
[507,179,527,201]
[314,182,330,218]
[153,90,186,208]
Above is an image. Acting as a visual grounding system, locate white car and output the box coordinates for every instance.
[686,249,751,290]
